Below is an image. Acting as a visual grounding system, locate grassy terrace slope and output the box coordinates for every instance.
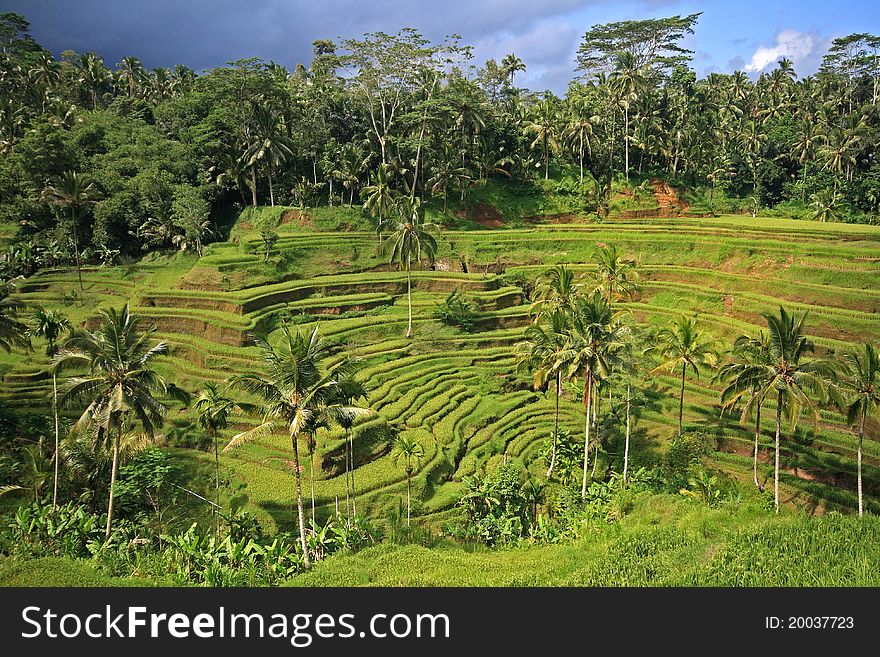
[3,210,879,529]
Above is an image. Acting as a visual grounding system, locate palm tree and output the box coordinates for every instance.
[77,52,110,109]
[54,306,174,538]
[516,310,569,477]
[362,163,396,245]
[501,53,526,87]
[393,434,425,527]
[195,382,248,520]
[333,142,369,207]
[41,171,101,292]
[30,307,71,509]
[245,102,295,206]
[561,292,627,498]
[225,326,369,565]
[719,331,773,490]
[530,264,581,320]
[649,316,718,438]
[608,52,647,182]
[562,105,595,184]
[840,344,880,517]
[117,56,144,98]
[0,281,29,353]
[593,244,639,303]
[523,98,560,180]
[726,308,836,513]
[333,375,368,519]
[386,198,438,339]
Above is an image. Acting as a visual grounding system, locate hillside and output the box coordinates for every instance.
[3,200,879,534]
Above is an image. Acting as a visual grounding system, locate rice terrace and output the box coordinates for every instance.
[1,7,879,587]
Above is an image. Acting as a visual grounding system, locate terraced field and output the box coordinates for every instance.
[4,212,879,528]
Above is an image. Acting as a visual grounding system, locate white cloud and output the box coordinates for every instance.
[743,29,823,73]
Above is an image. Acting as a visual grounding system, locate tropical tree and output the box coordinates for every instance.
[362,163,396,245]
[561,292,627,497]
[523,97,560,180]
[649,316,718,437]
[593,244,639,303]
[0,281,29,353]
[386,197,438,338]
[54,305,175,537]
[530,264,581,320]
[516,310,570,476]
[840,344,880,516]
[501,53,526,86]
[722,308,837,513]
[608,52,647,181]
[41,171,101,292]
[29,307,71,508]
[245,102,295,206]
[225,326,369,565]
[393,433,425,527]
[719,331,773,490]
[195,382,249,519]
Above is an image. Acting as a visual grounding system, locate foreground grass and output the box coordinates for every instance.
[287,495,880,586]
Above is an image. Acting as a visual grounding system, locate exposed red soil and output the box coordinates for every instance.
[457,202,504,228]
[280,209,314,227]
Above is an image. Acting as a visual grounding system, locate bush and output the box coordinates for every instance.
[434,290,482,332]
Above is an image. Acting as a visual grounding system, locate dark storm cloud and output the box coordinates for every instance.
[6,0,589,72]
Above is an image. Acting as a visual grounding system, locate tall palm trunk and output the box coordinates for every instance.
[406,464,412,528]
[250,169,258,206]
[624,105,630,182]
[405,259,413,339]
[546,370,560,477]
[267,163,275,207]
[623,383,631,483]
[291,433,310,566]
[349,431,357,516]
[678,363,686,437]
[753,402,762,490]
[52,371,59,509]
[344,427,351,518]
[774,391,782,514]
[591,383,599,478]
[858,406,866,517]
[71,208,83,292]
[105,421,121,539]
[579,134,584,185]
[581,374,593,499]
[307,437,316,525]
[213,428,221,535]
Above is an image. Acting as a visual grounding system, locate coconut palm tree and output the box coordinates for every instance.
[245,102,295,206]
[117,56,144,98]
[561,292,627,498]
[516,310,570,477]
[501,53,526,87]
[54,305,175,538]
[725,308,837,513]
[840,344,880,516]
[41,171,101,292]
[29,307,71,508]
[608,52,647,182]
[593,244,639,303]
[649,316,718,438]
[225,326,369,565]
[523,97,560,180]
[195,382,250,519]
[386,197,438,339]
[332,375,368,519]
[719,331,773,490]
[562,105,595,184]
[362,163,396,245]
[0,281,29,353]
[530,264,581,320]
[393,433,425,527]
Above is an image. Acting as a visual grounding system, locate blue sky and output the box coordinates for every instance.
[5,0,880,92]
